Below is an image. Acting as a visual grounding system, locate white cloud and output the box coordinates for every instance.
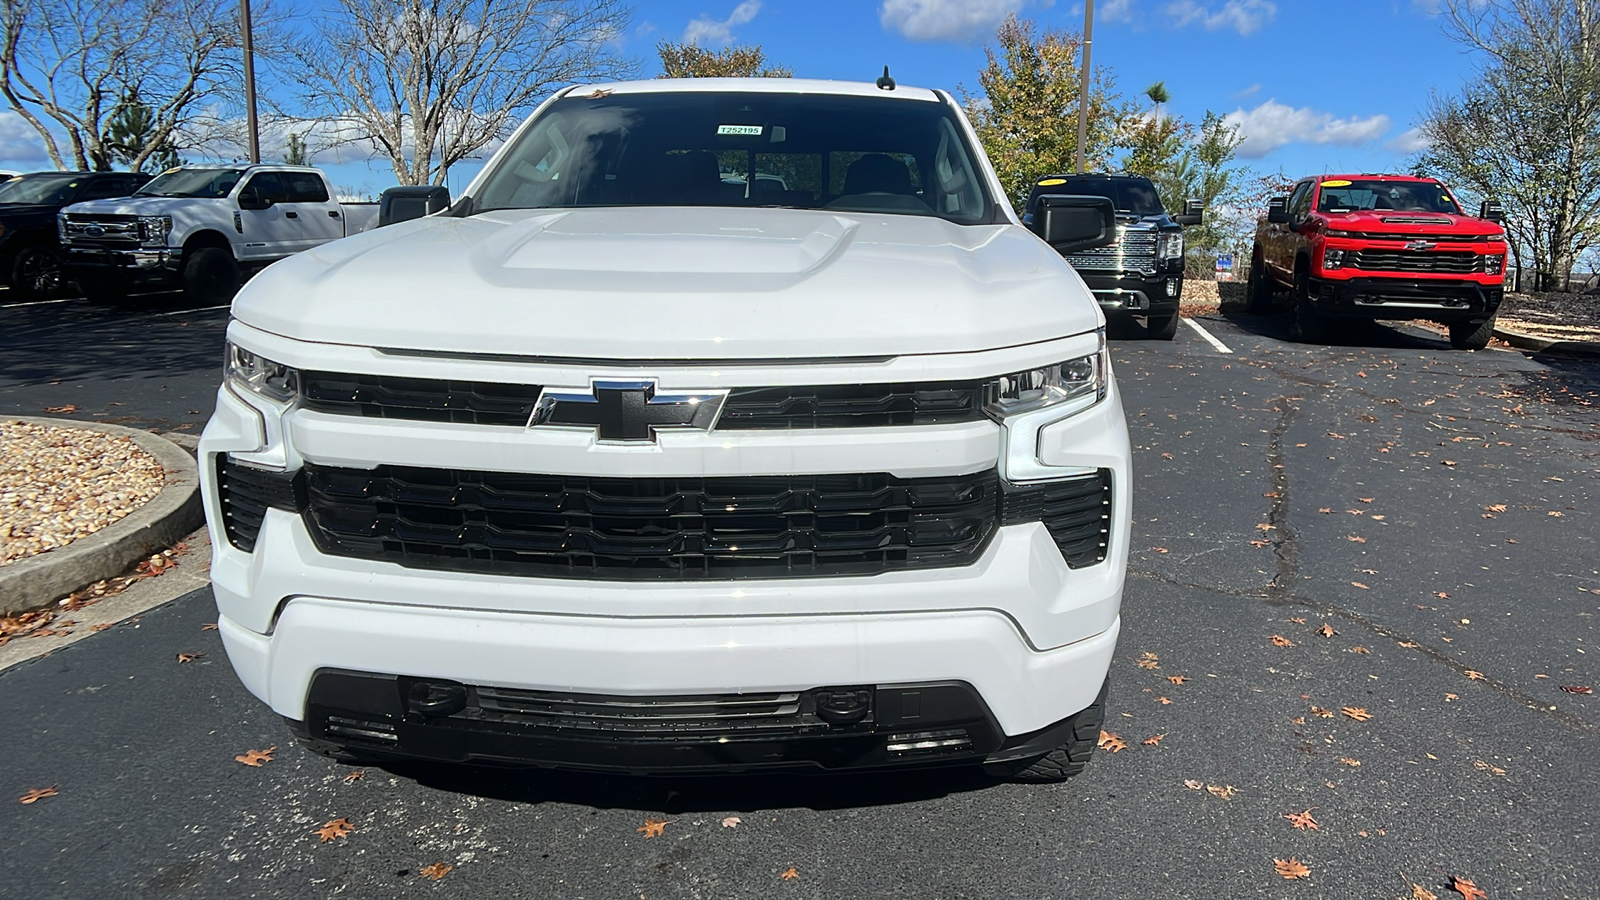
[1235,83,1262,97]
[1224,100,1391,158]
[0,111,52,169]
[682,1,761,47]
[1163,0,1275,35]
[878,0,1030,43]
[1099,0,1138,23]
[1390,126,1432,154]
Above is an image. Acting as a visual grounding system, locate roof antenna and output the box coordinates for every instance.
[876,66,896,91]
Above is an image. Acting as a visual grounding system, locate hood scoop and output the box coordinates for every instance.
[1380,216,1453,225]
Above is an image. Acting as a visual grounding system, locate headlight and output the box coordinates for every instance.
[1485,254,1504,275]
[1157,232,1184,261]
[1323,249,1345,270]
[1326,230,1352,238]
[57,214,67,242]
[137,215,172,247]
[226,342,300,403]
[985,332,1110,419]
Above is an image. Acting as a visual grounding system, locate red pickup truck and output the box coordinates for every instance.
[1247,174,1507,349]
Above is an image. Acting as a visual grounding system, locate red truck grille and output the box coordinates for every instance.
[1348,249,1482,275]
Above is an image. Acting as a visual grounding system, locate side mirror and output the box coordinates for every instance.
[1174,198,1204,227]
[237,187,270,210]
[1029,194,1116,253]
[378,185,452,227]
[1479,199,1504,223]
[1266,196,1289,225]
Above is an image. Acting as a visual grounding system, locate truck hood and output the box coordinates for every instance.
[232,206,1101,359]
[62,195,197,215]
[1323,209,1504,238]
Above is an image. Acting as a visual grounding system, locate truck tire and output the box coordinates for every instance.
[1288,264,1326,344]
[1247,247,1275,313]
[183,247,240,305]
[997,680,1108,783]
[1449,316,1496,350]
[1146,312,1180,341]
[9,244,66,300]
[77,280,128,303]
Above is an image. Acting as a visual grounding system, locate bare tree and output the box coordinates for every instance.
[293,0,636,187]
[0,0,244,172]
[1421,0,1600,290]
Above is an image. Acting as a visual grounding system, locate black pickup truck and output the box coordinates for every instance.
[0,171,150,299]
[1025,173,1201,340]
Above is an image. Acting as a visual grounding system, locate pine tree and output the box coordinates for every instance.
[102,89,181,172]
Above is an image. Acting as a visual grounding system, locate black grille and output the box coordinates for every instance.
[1349,250,1483,274]
[1000,471,1112,569]
[216,456,301,552]
[300,464,1000,580]
[471,687,830,736]
[299,371,988,429]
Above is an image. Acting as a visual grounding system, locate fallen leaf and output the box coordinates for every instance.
[780,867,800,881]
[1270,635,1296,647]
[1310,707,1334,718]
[1291,716,1306,725]
[1137,657,1160,670]
[91,623,113,632]
[1154,696,1172,705]
[1249,539,1270,548]
[1548,511,1565,517]
[1327,432,1346,439]
[201,623,218,631]
[1403,873,1440,900]
[235,746,276,767]
[1151,547,1169,554]
[1370,515,1386,520]
[1256,522,1274,532]
[42,404,77,413]
[1435,592,1450,599]
[1445,692,1459,700]
[1486,504,1506,512]
[1317,623,1338,638]
[1339,757,1361,767]
[1346,535,1367,543]
[1472,759,1507,776]
[1349,646,1371,654]
[1465,671,1486,681]
[1560,685,1593,694]
[1358,497,1374,503]
[418,863,453,881]
[1442,460,1457,467]
[1166,675,1188,685]
[637,818,673,838]
[1274,857,1311,880]
[1351,581,1370,590]
[1318,507,1333,514]
[1183,779,1203,790]
[1342,707,1373,721]
[1097,731,1128,753]
[342,771,365,784]
[1282,808,1319,830]
[587,88,613,98]
[1206,784,1237,799]
[1451,875,1488,900]
[176,652,202,663]
[1142,734,1165,746]
[315,818,354,842]
[721,816,741,828]
[18,786,58,804]
[1287,617,1306,624]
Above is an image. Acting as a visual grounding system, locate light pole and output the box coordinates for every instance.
[1075,0,1093,174]
[241,0,260,163]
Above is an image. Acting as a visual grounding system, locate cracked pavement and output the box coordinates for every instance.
[2,295,1597,898]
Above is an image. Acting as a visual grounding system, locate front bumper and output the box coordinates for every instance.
[1077,271,1182,316]
[64,245,181,287]
[1309,275,1502,321]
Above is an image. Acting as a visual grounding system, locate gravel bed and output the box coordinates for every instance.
[1,421,166,567]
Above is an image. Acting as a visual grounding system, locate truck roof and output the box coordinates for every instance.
[563,77,942,103]
[1313,173,1439,183]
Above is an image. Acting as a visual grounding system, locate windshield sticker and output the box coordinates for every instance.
[717,125,763,136]
[1321,179,1352,187]
[1037,178,1067,186]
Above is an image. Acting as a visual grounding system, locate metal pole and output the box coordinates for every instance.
[241,0,260,163]
[1075,0,1093,174]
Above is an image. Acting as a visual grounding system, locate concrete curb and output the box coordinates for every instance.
[1494,325,1600,359]
[0,417,203,616]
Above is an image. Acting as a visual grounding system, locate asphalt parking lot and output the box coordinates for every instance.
[3,291,1598,898]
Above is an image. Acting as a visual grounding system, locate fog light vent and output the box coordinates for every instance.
[324,715,398,745]
[886,728,972,755]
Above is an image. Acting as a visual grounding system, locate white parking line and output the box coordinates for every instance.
[0,297,81,309]
[1182,316,1233,354]
[151,304,231,317]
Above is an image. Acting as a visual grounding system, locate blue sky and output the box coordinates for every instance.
[0,0,1480,197]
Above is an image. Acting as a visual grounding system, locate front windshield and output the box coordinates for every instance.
[136,168,246,199]
[1027,176,1166,217]
[473,91,995,224]
[0,174,82,205]
[1317,179,1461,214]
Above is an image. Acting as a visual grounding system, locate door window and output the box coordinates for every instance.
[1288,181,1313,221]
[242,172,292,204]
[284,172,329,203]
[78,178,132,201]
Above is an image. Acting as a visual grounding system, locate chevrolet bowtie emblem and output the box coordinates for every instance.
[1405,240,1437,252]
[530,380,727,443]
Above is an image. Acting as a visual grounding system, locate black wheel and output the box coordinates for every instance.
[1247,246,1275,313]
[1146,312,1180,341]
[1449,316,1495,350]
[1288,263,1326,344]
[77,280,128,303]
[1000,680,1108,783]
[9,244,66,300]
[182,246,240,305]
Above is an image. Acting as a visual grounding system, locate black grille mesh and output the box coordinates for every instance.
[1348,250,1482,274]
[215,456,300,552]
[1000,471,1112,569]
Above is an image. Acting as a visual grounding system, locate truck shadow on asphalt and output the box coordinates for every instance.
[380,758,1006,814]
[1215,303,1458,353]
[1,292,228,389]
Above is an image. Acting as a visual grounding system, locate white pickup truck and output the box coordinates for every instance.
[59,164,377,303]
[200,78,1132,780]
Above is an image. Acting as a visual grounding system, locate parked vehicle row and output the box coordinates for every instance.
[0,171,152,300]
[1247,173,1507,350]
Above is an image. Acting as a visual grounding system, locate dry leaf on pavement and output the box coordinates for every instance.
[176,652,203,663]
[235,747,276,767]
[1166,675,1189,685]
[1282,809,1319,830]
[721,816,741,828]
[418,863,453,881]
[1342,707,1373,721]
[1155,696,1172,705]
[780,867,800,880]
[1206,784,1237,799]
[1451,875,1488,900]
[1274,857,1311,880]
[1317,623,1337,637]
[315,818,354,842]
[1339,757,1361,767]
[1465,671,1486,681]
[43,405,77,413]
[342,771,365,784]
[1142,734,1165,746]
[1351,581,1370,589]
[18,786,58,804]
[1310,706,1334,718]
[1183,780,1203,790]
[1098,731,1128,753]
[1402,872,1439,900]
[1270,635,1295,647]
[637,818,673,838]
[1559,685,1592,694]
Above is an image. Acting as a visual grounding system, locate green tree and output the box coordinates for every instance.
[284,131,309,166]
[1143,81,1170,120]
[1179,112,1246,274]
[102,88,180,172]
[959,15,1131,205]
[656,42,791,78]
